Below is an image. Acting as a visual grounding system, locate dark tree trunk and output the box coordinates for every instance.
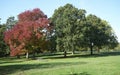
[72,44,75,55]
[32,51,36,60]
[90,45,93,55]
[64,51,67,58]
[97,47,100,53]
[17,55,20,59]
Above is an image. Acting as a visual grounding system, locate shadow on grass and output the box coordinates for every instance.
[0,60,24,64]
[0,61,87,75]
[99,51,120,56]
[0,57,27,64]
[67,72,90,75]
[40,51,120,59]
[0,51,120,75]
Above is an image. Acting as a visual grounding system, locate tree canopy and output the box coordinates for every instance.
[4,8,50,57]
[51,4,118,56]
[51,4,87,57]
[2,4,119,58]
[83,14,118,54]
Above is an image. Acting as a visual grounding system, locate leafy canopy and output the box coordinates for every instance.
[4,8,50,56]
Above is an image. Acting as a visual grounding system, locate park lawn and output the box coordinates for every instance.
[0,53,120,75]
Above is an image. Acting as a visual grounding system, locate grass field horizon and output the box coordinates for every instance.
[0,52,120,75]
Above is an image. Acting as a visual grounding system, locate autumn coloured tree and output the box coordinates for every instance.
[4,8,50,58]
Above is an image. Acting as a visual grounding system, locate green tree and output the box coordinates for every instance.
[51,4,86,57]
[84,14,118,55]
[0,24,9,57]
[115,43,120,51]
[6,16,17,30]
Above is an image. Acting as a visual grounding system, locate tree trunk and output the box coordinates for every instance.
[32,51,36,60]
[97,47,100,53]
[90,45,93,55]
[71,43,75,55]
[26,52,29,59]
[17,55,20,59]
[72,50,75,55]
[64,51,67,58]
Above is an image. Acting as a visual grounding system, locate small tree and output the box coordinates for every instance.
[6,16,17,30]
[0,24,9,57]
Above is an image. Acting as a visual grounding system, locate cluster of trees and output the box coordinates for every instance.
[51,4,118,57]
[0,4,119,58]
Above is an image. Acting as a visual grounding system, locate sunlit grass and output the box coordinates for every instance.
[0,52,120,75]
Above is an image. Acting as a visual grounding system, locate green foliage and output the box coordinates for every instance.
[51,4,118,55]
[51,4,86,56]
[114,43,120,51]
[6,16,17,30]
[0,24,9,57]
[83,14,118,54]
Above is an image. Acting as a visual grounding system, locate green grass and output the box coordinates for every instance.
[0,52,120,75]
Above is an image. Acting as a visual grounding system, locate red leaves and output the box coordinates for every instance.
[18,8,46,22]
[4,8,49,56]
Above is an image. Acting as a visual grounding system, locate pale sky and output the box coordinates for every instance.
[0,0,120,42]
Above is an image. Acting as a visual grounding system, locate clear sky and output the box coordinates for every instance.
[0,0,120,42]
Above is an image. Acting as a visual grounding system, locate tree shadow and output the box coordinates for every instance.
[40,51,120,59]
[99,51,120,57]
[1,51,120,75]
[0,57,27,64]
[0,61,87,75]
[0,60,24,64]
[63,72,90,75]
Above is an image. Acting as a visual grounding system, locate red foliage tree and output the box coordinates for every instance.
[4,8,49,57]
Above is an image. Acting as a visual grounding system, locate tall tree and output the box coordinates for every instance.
[4,8,50,59]
[51,4,86,57]
[84,14,118,55]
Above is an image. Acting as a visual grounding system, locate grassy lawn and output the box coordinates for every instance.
[0,52,120,75]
